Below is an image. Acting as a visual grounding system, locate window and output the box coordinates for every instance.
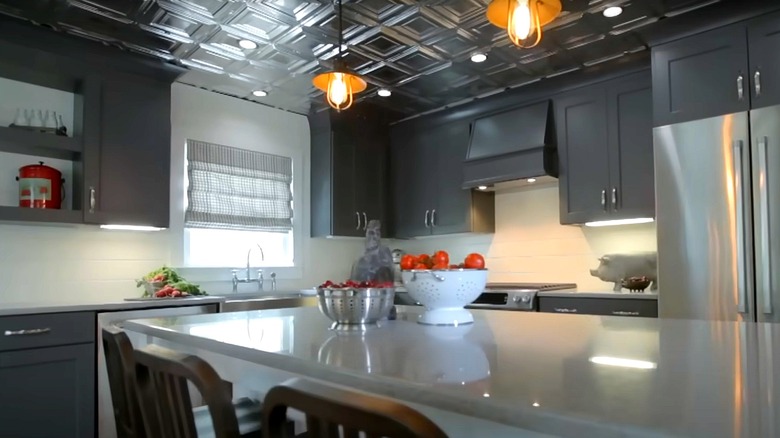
[183,139,294,268]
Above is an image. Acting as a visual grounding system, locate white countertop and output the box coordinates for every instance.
[123,306,779,437]
[0,290,316,316]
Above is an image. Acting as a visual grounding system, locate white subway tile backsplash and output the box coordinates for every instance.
[391,185,656,291]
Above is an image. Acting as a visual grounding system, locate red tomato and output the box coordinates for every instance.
[418,254,431,264]
[400,254,418,270]
[464,253,486,270]
[432,250,449,266]
[413,263,429,270]
[431,262,448,270]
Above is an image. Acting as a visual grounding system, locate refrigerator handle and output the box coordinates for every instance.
[734,140,750,314]
[758,136,773,314]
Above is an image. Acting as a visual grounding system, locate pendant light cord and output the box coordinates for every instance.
[337,0,343,57]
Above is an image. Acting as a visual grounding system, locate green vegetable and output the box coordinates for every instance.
[136,266,208,297]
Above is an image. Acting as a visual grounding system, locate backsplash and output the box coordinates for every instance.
[391,184,657,291]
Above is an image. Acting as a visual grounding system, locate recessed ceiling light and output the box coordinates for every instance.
[377,89,392,97]
[238,39,257,50]
[477,185,488,191]
[603,6,623,17]
[527,178,537,183]
[252,90,268,97]
[483,393,490,398]
[471,52,488,63]
[532,402,540,407]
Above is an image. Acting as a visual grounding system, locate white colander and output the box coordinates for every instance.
[401,269,488,325]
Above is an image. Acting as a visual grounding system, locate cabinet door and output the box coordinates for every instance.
[355,117,388,233]
[84,74,171,227]
[556,88,610,224]
[652,23,749,126]
[331,126,362,237]
[748,11,780,109]
[0,343,95,438]
[432,121,473,235]
[607,72,655,220]
[391,129,434,238]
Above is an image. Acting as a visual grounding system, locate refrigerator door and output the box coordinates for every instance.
[751,105,780,323]
[654,113,753,321]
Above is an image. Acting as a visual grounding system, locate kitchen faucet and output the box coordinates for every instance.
[232,244,265,292]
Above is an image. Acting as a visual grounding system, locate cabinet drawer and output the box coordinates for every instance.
[538,297,657,318]
[0,312,95,352]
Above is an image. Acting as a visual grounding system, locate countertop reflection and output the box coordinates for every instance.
[124,307,778,437]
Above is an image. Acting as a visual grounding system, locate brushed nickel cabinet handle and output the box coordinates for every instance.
[355,211,361,230]
[737,74,744,101]
[553,307,578,313]
[424,210,430,228]
[363,212,367,230]
[89,187,96,214]
[4,328,51,336]
[611,187,618,210]
[755,70,762,97]
[601,189,607,211]
[431,209,436,227]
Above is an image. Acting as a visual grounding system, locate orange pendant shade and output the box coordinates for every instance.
[486,0,562,48]
[313,71,367,111]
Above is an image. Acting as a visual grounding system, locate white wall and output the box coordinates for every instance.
[0,84,362,304]
[390,185,657,291]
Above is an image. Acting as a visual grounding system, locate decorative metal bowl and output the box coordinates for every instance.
[622,276,651,292]
[316,287,396,330]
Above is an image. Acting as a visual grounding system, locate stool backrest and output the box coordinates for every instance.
[101,326,145,438]
[262,378,448,438]
[133,345,241,438]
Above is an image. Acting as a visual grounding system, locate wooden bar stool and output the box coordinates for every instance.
[102,327,262,438]
[262,378,448,438]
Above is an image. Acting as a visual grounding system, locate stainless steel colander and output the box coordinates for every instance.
[316,287,395,329]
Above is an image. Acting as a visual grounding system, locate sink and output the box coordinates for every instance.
[220,291,318,313]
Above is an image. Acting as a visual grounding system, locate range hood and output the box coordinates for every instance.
[463,100,557,189]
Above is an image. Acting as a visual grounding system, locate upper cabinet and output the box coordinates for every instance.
[83,74,172,228]
[557,71,654,225]
[390,121,495,239]
[310,106,391,237]
[653,11,780,125]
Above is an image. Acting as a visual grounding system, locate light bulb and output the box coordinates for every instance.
[328,73,348,106]
[511,0,532,40]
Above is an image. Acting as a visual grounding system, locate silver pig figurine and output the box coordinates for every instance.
[590,252,658,292]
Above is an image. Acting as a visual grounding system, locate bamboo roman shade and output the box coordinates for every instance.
[185,139,293,232]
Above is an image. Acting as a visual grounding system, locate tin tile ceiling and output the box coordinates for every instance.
[0,0,722,116]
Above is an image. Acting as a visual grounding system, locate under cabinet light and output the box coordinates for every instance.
[252,90,268,97]
[100,225,165,231]
[377,89,392,97]
[589,356,657,369]
[471,52,488,63]
[584,218,654,227]
[603,6,623,18]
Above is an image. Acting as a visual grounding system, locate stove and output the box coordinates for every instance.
[468,282,577,311]
[394,282,577,311]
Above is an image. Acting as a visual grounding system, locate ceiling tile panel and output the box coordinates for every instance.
[1,0,724,116]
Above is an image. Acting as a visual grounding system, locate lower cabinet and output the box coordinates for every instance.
[538,296,658,318]
[0,343,95,438]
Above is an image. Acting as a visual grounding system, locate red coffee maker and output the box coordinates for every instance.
[17,162,65,209]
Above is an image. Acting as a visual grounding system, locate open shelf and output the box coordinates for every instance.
[0,126,81,160]
[0,206,82,224]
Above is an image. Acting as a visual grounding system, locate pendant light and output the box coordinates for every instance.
[312,0,366,111]
[486,0,562,48]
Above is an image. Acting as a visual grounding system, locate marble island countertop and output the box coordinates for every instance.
[123,306,780,437]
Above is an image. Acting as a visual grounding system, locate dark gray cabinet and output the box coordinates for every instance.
[538,296,658,318]
[653,11,780,125]
[310,106,390,237]
[748,11,780,109]
[0,312,96,438]
[391,121,494,239]
[83,74,172,228]
[557,71,653,225]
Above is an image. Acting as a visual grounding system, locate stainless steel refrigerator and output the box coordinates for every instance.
[654,106,780,322]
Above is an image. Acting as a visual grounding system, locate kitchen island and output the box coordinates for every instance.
[124,306,780,437]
